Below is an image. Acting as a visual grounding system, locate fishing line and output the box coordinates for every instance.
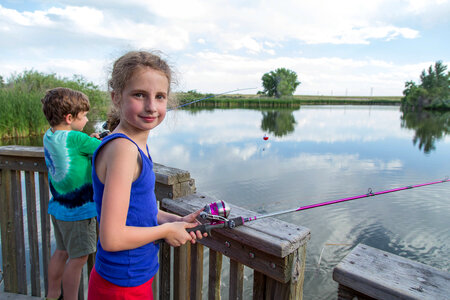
[169,87,258,110]
[99,87,257,137]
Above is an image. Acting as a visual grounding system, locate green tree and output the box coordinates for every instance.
[261,68,301,98]
[261,110,297,137]
[402,61,450,110]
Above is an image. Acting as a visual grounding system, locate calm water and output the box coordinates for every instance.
[148,105,450,299]
[1,105,449,299]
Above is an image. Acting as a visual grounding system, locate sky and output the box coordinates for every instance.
[0,0,449,96]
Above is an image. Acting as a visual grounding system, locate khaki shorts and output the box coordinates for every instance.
[51,215,97,258]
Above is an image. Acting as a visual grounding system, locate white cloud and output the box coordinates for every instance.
[0,1,448,95]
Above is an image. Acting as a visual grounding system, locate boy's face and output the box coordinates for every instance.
[70,111,89,131]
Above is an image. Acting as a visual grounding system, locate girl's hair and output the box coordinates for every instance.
[107,50,178,131]
[41,87,90,127]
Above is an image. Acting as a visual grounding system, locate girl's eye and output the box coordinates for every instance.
[156,94,167,101]
[135,93,145,98]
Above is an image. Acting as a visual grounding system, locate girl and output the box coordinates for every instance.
[88,51,205,300]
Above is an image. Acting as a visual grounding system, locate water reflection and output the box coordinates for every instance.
[148,106,450,300]
[400,108,450,153]
[261,109,297,137]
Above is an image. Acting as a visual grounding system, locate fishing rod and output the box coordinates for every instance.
[99,87,257,137]
[187,178,450,235]
[169,87,257,110]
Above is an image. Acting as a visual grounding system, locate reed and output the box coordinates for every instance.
[0,71,109,138]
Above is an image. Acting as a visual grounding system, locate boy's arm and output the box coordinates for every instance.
[72,131,102,155]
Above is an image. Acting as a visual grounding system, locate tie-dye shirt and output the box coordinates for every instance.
[44,129,101,221]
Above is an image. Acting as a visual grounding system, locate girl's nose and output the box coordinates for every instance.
[145,98,157,112]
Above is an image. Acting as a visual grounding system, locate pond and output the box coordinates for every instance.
[147,105,449,299]
[1,105,449,299]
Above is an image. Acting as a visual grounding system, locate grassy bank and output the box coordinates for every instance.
[182,94,401,109]
[0,71,109,138]
[1,80,401,139]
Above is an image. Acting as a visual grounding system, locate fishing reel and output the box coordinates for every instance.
[200,200,230,223]
[186,200,243,235]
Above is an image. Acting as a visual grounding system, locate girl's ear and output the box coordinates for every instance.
[111,91,120,106]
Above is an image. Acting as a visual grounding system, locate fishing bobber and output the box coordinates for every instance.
[263,135,269,140]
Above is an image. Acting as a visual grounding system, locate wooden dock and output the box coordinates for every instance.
[333,243,450,300]
[0,145,311,300]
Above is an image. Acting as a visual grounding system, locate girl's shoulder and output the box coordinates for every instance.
[101,135,139,159]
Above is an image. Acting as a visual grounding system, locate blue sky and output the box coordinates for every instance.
[1,0,449,96]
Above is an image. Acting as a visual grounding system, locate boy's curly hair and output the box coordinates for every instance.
[41,87,90,127]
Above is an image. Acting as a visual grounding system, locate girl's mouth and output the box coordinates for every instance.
[140,115,157,122]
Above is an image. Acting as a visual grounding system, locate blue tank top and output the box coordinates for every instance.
[92,133,160,287]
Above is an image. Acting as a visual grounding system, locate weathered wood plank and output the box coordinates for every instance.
[0,169,17,293]
[25,171,41,297]
[189,243,204,300]
[38,172,51,295]
[173,243,190,300]
[159,241,171,300]
[0,156,47,172]
[288,244,307,300]
[162,193,310,258]
[229,259,244,300]
[208,249,222,300]
[161,193,310,283]
[333,243,450,300]
[11,170,27,295]
[0,146,45,158]
[154,163,191,185]
[253,271,266,299]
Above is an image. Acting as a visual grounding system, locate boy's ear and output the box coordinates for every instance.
[64,114,74,125]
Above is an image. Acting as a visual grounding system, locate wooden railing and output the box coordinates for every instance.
[0,145,311,299]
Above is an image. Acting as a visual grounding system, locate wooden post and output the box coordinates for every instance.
[25,171,41,296]
[208,249,223,300]
[190,242,204,300]
[229,259,244,300]
[162,193,311,299]
[173,243,190,300]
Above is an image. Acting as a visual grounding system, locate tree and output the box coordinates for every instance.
[261,68,301,98]
[402,61,450,110]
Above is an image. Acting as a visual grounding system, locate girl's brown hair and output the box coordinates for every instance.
[107,51,178,131]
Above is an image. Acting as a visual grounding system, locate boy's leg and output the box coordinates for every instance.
[61,255,89,300]
[47,249,69,299]
[48,216,68,299]
[61,217,97,300]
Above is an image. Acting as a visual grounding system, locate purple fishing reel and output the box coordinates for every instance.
[200,200,230,223]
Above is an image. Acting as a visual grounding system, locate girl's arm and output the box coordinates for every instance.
[97,139,199,250]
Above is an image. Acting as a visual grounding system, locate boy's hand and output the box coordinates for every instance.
[90,132,101,139]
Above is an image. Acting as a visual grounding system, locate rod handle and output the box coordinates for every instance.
[154,223,224,244]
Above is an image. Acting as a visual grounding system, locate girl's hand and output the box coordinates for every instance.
[164,222,198,247]
[181,208,208,242]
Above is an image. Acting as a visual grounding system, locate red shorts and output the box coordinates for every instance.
[88,267,154,300]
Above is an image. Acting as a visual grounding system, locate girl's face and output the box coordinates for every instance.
[115,67,169,132]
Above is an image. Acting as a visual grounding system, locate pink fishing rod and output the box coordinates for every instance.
[188,178,450,235]
[242,178,450,222]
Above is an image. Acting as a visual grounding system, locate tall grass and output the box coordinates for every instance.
[0,70,109,138]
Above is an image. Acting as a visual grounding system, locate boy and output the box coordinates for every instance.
[41,87,101,300]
